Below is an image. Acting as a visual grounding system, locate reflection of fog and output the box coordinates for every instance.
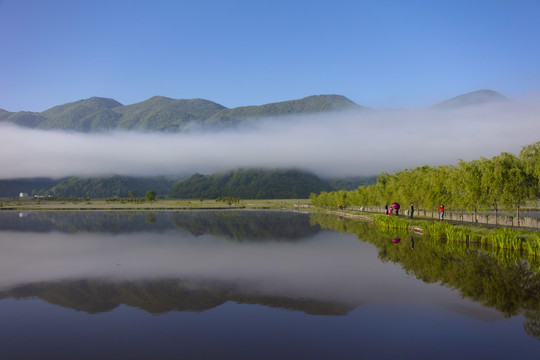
[0,228,499,320]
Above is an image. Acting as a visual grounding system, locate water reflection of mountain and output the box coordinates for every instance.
[310,213,540,341]
[0,211,320,240]
[0,279,353,316]
[170,211,319,241]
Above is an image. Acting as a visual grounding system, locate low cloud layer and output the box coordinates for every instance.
[1,99,539,179]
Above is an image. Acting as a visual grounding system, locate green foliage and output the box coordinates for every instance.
[145,190,157,202]
[445,225,472,242]
[524,233,540,257]
[325,176,377,191]
[421,221,453,240]
[375,215,409,230]
[310,142,540,223]
[216,196,241,206]
[486,227,522,250]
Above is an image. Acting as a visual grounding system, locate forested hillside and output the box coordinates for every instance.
[169,169,377,199]
[1,171,375,199]
[48,176,178,198]
[169,169,330,199]
[205,95,363,126]
[0,94,362,132]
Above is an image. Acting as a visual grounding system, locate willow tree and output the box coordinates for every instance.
[519,141,540,193]
[494,152,535,226]
[455,159,484,222]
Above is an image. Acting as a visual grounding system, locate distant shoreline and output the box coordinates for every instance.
[0,199,310,211]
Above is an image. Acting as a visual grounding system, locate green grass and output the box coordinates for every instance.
[445,225,472,242]
[487,227,522,250]
[375,215,409,230]
[0,198,312,211]
[524,232,540,256]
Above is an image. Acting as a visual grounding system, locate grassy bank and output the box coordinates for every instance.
[326,207,540,257]
[0,198,312,211]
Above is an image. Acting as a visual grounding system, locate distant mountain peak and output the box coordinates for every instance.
[433,89,508,109]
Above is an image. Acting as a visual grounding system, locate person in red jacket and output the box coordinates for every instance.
[438,204,444,221]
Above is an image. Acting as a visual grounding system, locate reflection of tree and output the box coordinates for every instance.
[145,213,156,223]
[310,213,540,342]
[0,279,353,316]
[524,310,540,340]
[0,211,174,233]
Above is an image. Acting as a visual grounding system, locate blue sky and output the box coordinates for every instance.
[1,0,539,112]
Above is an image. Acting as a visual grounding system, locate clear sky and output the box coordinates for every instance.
[1,0,539,112]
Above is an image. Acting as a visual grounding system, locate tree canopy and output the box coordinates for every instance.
[311,142,540,222]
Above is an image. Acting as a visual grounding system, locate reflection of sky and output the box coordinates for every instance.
[0,228,500,321]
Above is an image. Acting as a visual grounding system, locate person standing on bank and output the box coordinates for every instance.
[438,204,444,221]
[410,203,414,219]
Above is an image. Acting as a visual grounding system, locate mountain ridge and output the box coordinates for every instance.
[0,90,508,132]
[433,89,508,109]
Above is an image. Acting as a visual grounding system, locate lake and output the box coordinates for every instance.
[0,210,539,359]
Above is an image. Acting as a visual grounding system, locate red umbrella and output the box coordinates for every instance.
[392,202,400,210]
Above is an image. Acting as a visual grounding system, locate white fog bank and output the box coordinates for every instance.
[1,99,539,179]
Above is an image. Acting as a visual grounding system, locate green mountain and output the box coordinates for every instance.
[3,111,48,128]
[170,168,339,199]
[0,94,363,132]
[0,171,375,199]
[39,97,123,131]
[0,109,12,121]
[433,89,508,109]
[47,175,178,198]
[113,96,227,131]
[205,94,364,127]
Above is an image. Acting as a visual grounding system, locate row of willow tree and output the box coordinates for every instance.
[310,142,540,220]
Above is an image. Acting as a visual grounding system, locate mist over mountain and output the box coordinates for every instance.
[0,94,363,133]
[1,89,535,181]
[0,90,507,133]
[0,171,375,199]
[433,89,508,109]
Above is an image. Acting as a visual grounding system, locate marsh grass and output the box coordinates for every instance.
[524,232,540,257]
[375,215,409,230]
[420,221,452,240]
[445,225,472,242]
[487,227,522,250]
[0,198,311,211]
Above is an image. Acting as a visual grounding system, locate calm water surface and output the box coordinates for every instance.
[0,210,538,359]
